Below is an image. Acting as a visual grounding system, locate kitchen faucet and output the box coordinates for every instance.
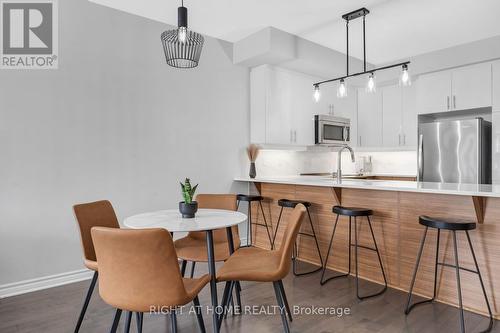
[335,145,356,184]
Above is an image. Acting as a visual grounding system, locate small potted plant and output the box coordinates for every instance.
[179,178,198,218]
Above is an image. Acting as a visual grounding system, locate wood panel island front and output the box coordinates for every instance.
[235,176,500,319]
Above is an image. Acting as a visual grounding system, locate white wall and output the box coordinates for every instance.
[0,0,249,287]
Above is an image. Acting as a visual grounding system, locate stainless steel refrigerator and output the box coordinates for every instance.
[418,118,492,184]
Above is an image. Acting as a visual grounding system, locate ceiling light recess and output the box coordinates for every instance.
[313,8,411,100]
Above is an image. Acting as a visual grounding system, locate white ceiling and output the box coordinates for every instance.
[90,0,500,65]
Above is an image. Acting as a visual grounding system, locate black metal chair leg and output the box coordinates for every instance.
[248,202,252,246]
[219,281,235,328]
[190,261,196,278]
[321,214,350,285]
[277,280,292,322]
[171,311,178,333]
[218,282,232,321]
[74,271,98,333]
[465,231,493,333]
[355,216,387,300]
[272,207,284,250]
[273,281,291,333]
[234,281,242,311]
[123,311,132,333]
[180,260,187,277]
[193,296,206,333]
[259,201,273,248]
[452,231,466,333]
[135,312,143,333]
[109,309,122,333]
[432,229,441,299]
[293,207,323,276]
[405,227,430,314]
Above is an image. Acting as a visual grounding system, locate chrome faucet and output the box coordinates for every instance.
[336,145,355,184]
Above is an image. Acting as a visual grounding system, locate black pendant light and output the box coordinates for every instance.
[161,0,204,69]
[313,8,411,100]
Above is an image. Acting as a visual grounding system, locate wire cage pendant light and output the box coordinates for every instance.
[161,0,204,69]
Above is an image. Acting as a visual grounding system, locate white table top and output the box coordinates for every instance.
[234,176,500,198]
[123,209,247,232]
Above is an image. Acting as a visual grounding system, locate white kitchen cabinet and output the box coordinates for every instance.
[402,83,418,147]
[382,85,402,147]
[493,60,500,111]
[250,65,322,146]
[416,70,451,114]
[357,89,383,147]
[416,62,492,115]
[493,112,500,184]
[452,62,492,110]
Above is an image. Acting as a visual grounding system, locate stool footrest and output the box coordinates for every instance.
[437,262,479,274]
[298,232,315,238]
[251,222,272,228]
[350,243,377,252]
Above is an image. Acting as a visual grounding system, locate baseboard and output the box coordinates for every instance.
[0,269,93,299]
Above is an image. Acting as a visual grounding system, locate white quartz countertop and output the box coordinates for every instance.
[234,176,500,198]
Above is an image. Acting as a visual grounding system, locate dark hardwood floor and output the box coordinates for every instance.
[0,263,497,333]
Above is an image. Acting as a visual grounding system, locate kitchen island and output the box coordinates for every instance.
[235,176,500,318]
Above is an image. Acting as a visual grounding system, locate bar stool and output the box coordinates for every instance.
[405,216,493,333]
[320,206,388,300]
[236,194,273,248]
[271,199,323,276]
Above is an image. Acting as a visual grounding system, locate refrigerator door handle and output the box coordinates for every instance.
[418,134,424,181]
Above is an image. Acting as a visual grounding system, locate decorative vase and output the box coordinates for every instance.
[249,162,256,179]
[179,201,198,218]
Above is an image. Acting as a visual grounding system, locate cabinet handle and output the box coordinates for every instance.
[399,134,401,146]
[359,135,362,146]
[453,95,456,109]
[403,134,406,145]
[290,130,293,143]
[447,96,450,110]
[294,130,297,143]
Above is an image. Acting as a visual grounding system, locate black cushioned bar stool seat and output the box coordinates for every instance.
[277,199,312,209]
[236,194,272,248]
[272,199,322,276]
[237,194,263,202]
[332,206,373,217]
[320,205,387,300]
[419,215,476,231]
[405,216,492,333]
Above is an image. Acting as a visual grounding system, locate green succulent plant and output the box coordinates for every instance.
[180,178,198,204]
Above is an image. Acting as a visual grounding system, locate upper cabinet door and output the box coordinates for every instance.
[416,70,452,114]
[382,85,403,147]
[266,68,294,145]
[492,61,500,112]
[451,62,492,111]
[358,89,383,147]
[402,83,418,147]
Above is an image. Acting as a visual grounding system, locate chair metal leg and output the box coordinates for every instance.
[181,260,187,277]
[219,282,232,320]
[193,296,206,333]
[465,230,493,333]
[234,282,242,311]
[293,207,323,276]
[190,261,196,278]
[355,216,387,300]
[321,214,351,285]
[74,271,98,333]
[278,280,292,322]
[123,311,132,333]
[273,281,291,333]
[452,231,466,333]
[259,201,273,248]
[271,207,284,250]
[405,227,430,314]
[432,229,441,299]
[109,309,122,333]
[170,311,178,333]
[135,313,143,333]
[219,281,235,328]
[206,230,219,333]
[247,202,252,246]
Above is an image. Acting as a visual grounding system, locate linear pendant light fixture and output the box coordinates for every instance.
[313,8,411,101]
[161,0,204,68]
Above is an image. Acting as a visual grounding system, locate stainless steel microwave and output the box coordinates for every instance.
[314,115,351,145]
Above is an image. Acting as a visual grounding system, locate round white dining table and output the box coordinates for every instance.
[124,208,247,333]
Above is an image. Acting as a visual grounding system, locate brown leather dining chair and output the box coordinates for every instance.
[174,194,242,305]
[216,204,306,333]
[91,227,210,333]
[73,200,120,333]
